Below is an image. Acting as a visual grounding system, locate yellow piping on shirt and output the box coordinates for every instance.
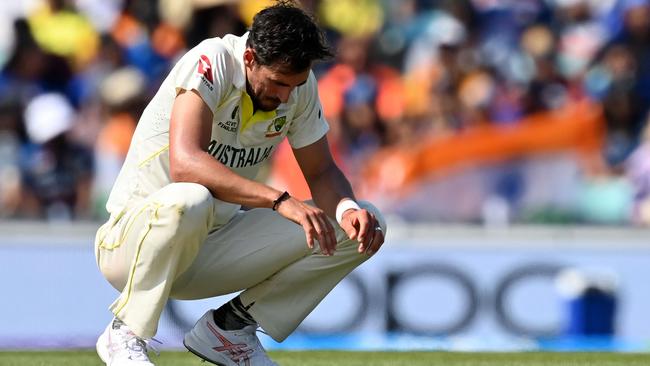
[138,144,170,168]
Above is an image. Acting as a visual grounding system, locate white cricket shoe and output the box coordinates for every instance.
[96,318,155,366]
[183,310,278,366]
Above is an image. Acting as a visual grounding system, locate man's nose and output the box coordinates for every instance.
[277,86,293,103]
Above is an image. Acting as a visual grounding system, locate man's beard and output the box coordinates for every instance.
[247,84,280,111]
[253,94,281,111]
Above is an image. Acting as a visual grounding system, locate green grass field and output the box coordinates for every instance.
[0,351,649,366]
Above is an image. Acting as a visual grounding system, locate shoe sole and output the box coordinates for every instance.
[96,327,109,365]
[183,339,229,366]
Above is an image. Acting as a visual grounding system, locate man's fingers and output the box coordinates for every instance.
[341,215,358,240]
[359,225,384,255]
[357,213,380,254]
[342,224,357,240]
[311,207,337,256]
[322,217,337,256]
[366,226,384,255]
[301,216,316,250]
[309,215,328,255]
[356,210,371,243]
[359,212,378,252]
[304,230,314,249]
[308,212,336,256]
[364,213,377,247]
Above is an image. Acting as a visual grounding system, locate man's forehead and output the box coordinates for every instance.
[265,63,310,76]
[264,65,310,83]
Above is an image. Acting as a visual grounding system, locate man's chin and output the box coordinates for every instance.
[259,103,280,111]
[250,94,281,111]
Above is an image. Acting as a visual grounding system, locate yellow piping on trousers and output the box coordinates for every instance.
[98,204,153,250]
[138,145,169,168]
[113,203,161,316]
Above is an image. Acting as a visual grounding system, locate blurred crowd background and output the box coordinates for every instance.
[2,0,650,225]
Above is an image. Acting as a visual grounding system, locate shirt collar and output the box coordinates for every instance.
[229,32,248,90]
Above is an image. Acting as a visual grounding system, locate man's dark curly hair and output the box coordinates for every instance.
[247,0,333,73]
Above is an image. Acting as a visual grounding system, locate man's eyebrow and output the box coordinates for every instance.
[272,78,308,87]
[271,78,291,87]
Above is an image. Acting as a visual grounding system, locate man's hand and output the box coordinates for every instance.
[339,209,384,256]
[276,197,338,256]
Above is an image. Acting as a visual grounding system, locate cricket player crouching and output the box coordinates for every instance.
[93,1,386,365]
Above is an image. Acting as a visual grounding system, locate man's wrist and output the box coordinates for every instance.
[272,191,291,211]
[336,199,360,224]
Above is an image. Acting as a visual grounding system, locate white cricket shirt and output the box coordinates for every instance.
[105,33,329,226]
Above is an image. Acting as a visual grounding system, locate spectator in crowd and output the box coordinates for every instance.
[27,0,100,70]
[626,112,650,225]
[92,66,147,219]
[19,93,93,220]
[0,101,22,218]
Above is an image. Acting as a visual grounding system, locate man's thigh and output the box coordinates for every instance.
[170,207,314,300]
[95,182,213,291]
[95,198,160,291]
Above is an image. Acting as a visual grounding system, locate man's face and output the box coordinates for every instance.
[244,49,310,111]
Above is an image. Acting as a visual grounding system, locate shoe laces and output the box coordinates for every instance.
[240,326,274,354]
[235,325,261,341]
[146,338,162,357]
[111,320,159,361]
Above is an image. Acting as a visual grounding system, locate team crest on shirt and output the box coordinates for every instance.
[197,55,214,90]
[265,116,287,137]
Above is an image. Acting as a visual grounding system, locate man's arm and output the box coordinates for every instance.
[170,89,281,207]
[169,89,338,255]
[293,136,384,255]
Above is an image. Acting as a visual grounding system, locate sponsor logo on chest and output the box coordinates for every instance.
[217,106,239,132]
[218,120,238,132]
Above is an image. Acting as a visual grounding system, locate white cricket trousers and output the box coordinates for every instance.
[94,182,386,342]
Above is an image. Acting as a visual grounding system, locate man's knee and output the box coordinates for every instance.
[160,183,213,230]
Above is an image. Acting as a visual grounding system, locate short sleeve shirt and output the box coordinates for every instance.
[105,33,329,226]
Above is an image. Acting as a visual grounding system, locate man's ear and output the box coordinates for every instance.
[243,48,256,69]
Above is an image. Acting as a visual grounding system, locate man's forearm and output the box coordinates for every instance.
[306,162,356,220]
[171,148,282,209]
